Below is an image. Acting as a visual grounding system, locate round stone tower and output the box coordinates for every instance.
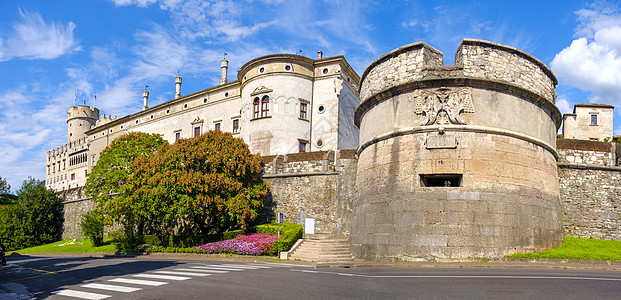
[238,54,315,155]
[67,105,99,143]
[351,39,563,260]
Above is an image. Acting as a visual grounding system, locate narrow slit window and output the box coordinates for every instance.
[420,174,462,187]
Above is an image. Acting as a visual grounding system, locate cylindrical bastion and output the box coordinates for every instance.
[351,39,563,260]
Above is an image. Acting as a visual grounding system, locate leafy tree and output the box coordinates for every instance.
[0,177,15,205]
[107,130,268,236]
[86,132,166,210]
[0,178,62,250]
[80,209,104,246]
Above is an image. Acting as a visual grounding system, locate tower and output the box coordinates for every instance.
[220,58,229,84]
[67,105,99,143]
[175,73,182,99]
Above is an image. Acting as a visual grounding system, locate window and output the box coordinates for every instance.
[253,97,260,119]
[175,132,181,141]
[420,174,462,187]
[232,119,239,133]
[591,114,598,126]
[194,126,201,137]
[91,155,96,166]
[71,173,75,181]
[261,95,269,117]
[300,103,308,119]
[214,123,221,131]
[299,141,307,152]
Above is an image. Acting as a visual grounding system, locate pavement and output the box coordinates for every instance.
[1,252,620,299]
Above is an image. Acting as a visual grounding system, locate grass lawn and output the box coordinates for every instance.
[506,236,621,261]
[10,238,117,254]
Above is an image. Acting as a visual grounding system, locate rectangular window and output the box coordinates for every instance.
[591,114,598,126]
[299,141,307,152]
[194,126,201,137]
[91,155,96,166]
[232,119,239,133]
[71,173,75,181]
[175,132,181,141]
[420,174,462,187]
[300,103,308,119]
[214,123,221,131]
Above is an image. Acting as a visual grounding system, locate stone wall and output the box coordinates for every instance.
[59,187,94,239]
[559,164,621,240]
[557,138,616,167]
[456,39,557,103]
[262,150,357,237]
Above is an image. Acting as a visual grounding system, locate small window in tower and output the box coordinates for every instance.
[591,114,598,126]
[150,115,154,120]
[203,98,207,103]
[322,68,329,74]
[318,105,325,114]
[261,95,269,117]
[300,103,308,119]
[225,92,229,97]
[298,140,308,153]
[285,65,291,71]
[253,97,260,119]
[184,103,188,109]
[166,109,170,114]
[135,120,139,124]
[420,174,462,187]
[259,67,265,73]
[232,119,239,133]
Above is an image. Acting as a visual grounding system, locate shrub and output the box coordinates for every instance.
[192,233,279,256]
[80,210,104,247]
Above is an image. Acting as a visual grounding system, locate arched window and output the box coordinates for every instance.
[261,95,269,117]
[253,97,260,119]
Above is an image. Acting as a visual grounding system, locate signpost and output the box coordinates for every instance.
[277,212,284,257]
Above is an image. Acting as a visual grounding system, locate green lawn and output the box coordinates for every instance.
[506,237,621,261]
[10,238,117,254]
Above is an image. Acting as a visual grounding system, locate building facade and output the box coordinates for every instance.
[562,103,614,142]
[46,52,360,193]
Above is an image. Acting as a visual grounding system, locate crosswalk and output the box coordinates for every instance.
[50,263,275,299]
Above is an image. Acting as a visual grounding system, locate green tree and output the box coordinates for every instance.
[0,177,15,205]
[109,130,268,236]
[6,178,62,250]
[86,132,166,213]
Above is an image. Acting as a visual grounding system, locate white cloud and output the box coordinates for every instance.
[108,0,158,7]
[551,3,621,107]
[556,97,573,115]
[0,10,79,62]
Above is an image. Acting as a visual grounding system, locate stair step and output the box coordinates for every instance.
[288,238,354,262]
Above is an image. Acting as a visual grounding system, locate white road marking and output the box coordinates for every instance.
[153,270,211,277]
[177,268,229,273]
[191,265,241,271]
[215,264,264,269]
[133,273,191,281]
[81,283,142,293]
[51,289,111,299]
[289,269,621,281]
[108,278,168,286]
[245,264,274,268]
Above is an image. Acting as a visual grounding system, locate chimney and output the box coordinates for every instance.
[317,50,323,59]
[142,88,149,110]
[220,58,229,84]
[175,73,182,99]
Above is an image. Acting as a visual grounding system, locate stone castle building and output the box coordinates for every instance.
[47,39,621,260]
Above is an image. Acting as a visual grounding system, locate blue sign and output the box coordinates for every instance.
[278,212,284,224]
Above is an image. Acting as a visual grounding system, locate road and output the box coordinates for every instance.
[1,254,621,299]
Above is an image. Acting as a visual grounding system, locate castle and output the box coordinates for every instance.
[47,39,621,260]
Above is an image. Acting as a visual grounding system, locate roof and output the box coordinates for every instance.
[574,103,615,109]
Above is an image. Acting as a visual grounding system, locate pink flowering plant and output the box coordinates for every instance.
[192,233,279,256]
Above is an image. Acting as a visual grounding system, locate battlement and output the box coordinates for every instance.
[95,114,118,127]
[67,105,99,121]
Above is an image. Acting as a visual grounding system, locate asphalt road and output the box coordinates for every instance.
[2,254,621,299]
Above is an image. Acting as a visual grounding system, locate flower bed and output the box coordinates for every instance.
[192,233,279,256]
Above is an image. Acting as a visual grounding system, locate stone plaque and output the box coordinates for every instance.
[426,135,457,149]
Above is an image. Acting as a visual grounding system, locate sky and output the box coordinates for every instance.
[1,0,621,191]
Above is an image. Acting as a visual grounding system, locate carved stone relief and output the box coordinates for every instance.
[414,87,474,125]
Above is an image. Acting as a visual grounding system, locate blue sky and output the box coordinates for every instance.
[1,0,621,190]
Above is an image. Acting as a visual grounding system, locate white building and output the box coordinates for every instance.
[562,103,614,141]
[46,52,361,194]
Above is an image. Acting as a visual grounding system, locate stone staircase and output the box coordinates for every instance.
[288,237,354,262]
